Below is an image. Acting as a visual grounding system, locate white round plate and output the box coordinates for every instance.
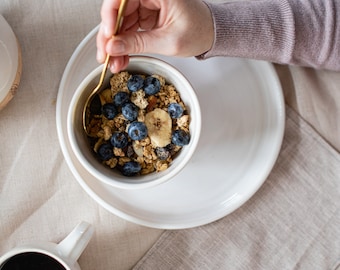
[0,15,21,110]
[56,26,285,229]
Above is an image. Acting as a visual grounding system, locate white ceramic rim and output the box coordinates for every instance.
[0,248,72,270]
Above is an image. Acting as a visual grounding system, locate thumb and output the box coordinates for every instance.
[106,30,174,56]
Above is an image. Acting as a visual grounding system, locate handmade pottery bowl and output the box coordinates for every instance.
[67,56,201,189]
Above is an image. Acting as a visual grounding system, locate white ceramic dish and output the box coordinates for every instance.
[56,26,285,229]
[0,15,21,110]
[67,56,201,189]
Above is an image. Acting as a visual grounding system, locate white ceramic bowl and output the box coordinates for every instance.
[67,56,201,189]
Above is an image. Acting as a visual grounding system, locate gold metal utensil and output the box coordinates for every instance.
[83,0,129,134]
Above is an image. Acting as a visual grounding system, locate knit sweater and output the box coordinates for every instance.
[201,0,340,71]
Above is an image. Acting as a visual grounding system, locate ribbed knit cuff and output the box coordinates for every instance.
[197,0,295,65]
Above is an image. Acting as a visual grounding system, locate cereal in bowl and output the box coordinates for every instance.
[87,71,191,177]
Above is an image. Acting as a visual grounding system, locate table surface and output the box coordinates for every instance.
[1,1,339,270]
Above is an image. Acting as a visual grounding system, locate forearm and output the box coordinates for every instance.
[201,0,340,71]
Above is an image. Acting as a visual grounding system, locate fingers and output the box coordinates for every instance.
[98,0,214,69]
[98,0,140,63]
[101,0,140,37]
[105,26,181,57]
[109,55,129,73]
[100,0,119,38]
[107,37,127,55]
[98,0,214,62]
[97,23,109,63]
[106,32,152,56]
[97,0,120,63]
[138,6,159,30]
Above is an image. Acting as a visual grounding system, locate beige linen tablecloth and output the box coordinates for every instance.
[0,1,162,270]
[1,1,339,270]
[134,106,340,269]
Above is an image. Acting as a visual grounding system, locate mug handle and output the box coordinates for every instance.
[56,221,94,264]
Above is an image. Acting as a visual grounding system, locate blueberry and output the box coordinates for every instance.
[168,103,184,118]
[127,75,144,92]
[144,76,161,95]
[128,121,148,140]
[114,91,130,107]
[97,143,114,160]
[155,147,171,160]
[102,103,118,119]
[121,161,141,176]
[122,102,139,121]
[110,132,129,148]
[166,143,176,155]
[171,129,190,146]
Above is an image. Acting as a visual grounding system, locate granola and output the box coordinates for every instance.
[87,71,191,176]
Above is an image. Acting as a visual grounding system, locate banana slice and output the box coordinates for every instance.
[99,88,112,104]
[132,141,144,157]
[145,108,172,147]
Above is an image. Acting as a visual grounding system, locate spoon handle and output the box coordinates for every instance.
[83,0,129,134]
[99,0,129,87]
[114,0,129,35]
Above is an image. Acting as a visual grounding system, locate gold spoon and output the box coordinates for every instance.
[83,0,129,134]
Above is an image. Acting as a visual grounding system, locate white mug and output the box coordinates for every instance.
[0,221,94,270]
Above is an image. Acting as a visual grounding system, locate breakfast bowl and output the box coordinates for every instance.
[67,56,201,190]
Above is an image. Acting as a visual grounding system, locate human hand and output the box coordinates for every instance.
[96,0,214,73]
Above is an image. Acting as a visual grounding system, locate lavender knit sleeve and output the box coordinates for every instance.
[199,0,340,71]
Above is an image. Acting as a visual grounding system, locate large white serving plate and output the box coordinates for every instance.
[56,26,285,229]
